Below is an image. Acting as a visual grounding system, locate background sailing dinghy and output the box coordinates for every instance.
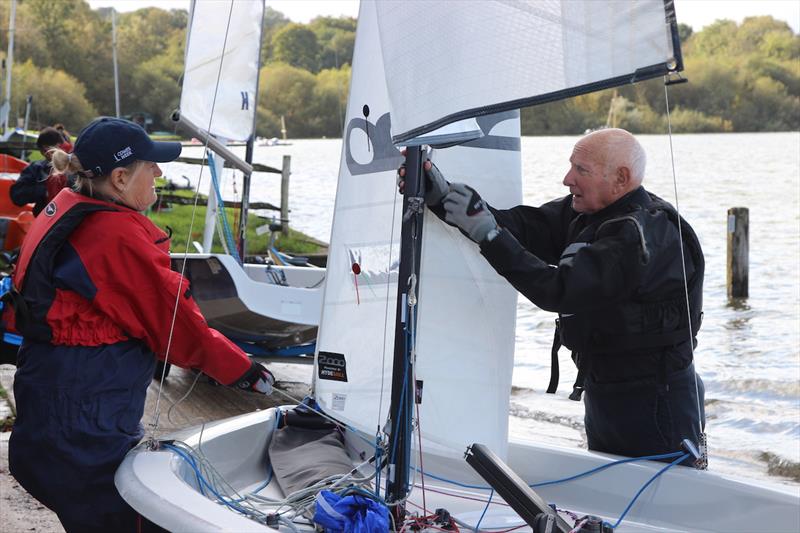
[170,0,323,357]
[116,1,800,531]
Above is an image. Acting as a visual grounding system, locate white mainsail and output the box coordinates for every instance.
[180,0,263,141]
[375,0,680,143]
[313,0,522,459]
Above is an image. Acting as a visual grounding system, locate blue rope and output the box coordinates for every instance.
[386,305,415,499]
[162,443,205,496]
[207,152,241,264]
[605,453,690,529]
[530,451,685,488]
[244,413,281,495]
[163,444,266,516]
[476,489,494,531]
[413,450,686,491]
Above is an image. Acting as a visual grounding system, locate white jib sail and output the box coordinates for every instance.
[375,0,679,142]
[314,0,521,460]
[180,0,263,141]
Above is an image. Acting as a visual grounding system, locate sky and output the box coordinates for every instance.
[87,0,800,33]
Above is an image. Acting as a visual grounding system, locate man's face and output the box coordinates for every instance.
[562,139,617,214]
[40,146,56,162]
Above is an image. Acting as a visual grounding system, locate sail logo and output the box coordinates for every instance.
[240,91,249,110]
[113,146,133,162]
[318,351,348,382]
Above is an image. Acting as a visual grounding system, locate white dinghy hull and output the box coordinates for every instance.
[173,253,323,350]
[116,408,800,532]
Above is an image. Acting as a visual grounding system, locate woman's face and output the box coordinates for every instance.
[119,161,161,211]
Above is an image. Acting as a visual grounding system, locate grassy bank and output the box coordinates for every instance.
[148,185,325,257]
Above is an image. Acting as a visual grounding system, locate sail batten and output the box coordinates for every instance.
[375,0,682,143]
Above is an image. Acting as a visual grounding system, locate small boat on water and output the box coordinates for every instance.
[117,1,800,531]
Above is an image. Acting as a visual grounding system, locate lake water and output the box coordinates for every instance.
[166,132,800,486]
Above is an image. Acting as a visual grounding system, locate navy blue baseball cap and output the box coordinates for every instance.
[73,117,182,178]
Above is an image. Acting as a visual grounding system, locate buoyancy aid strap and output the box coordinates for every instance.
[548,318,585,400]
[591,323,701,353]
[569,352,586,401]
[546,318,561,394]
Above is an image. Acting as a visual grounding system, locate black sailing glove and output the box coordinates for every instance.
[234,361,275,395]
[397,160,449,207]
[442,183,498,244]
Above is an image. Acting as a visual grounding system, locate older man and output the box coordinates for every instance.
[404,128,705,460]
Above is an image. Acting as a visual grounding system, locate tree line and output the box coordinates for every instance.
[0,0,797,138]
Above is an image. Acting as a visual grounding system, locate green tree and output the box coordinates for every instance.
[272,24,320,72]
[115,8,187,119]
[309,16,356,70]
[10,59,96,131]
[260,7,290,63]
[668,107,732,133]
[129,52,183,130]
[257,62,317,137]
[310,66,351,136]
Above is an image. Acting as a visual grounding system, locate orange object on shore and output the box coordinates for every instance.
[0,154,28,174]
[0,178,34,251]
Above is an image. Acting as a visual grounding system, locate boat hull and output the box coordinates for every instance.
[116,408,800,532]
[172,254,324,349]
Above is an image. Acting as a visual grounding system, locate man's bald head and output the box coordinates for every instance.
[563,128,646,213]
[581,128,646,188]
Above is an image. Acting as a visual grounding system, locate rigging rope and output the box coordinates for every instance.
[147,0,236,441]
[663,80,707,468]
[208,151,241,262]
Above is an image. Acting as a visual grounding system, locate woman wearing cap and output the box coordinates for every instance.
[7,117,275,532]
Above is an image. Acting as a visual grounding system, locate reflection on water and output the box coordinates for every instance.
[162,132,800,485]
[726,298,751,311]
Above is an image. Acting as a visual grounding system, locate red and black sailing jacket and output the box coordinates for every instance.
[9,189,251,385]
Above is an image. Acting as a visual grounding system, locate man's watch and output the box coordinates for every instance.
[483,227,501,243]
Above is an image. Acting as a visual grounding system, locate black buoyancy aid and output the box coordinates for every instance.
[8,190,118,342]
[546,193,704,396]
[561,195,703,354]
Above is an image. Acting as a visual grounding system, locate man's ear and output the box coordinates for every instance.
[615,166,631,192]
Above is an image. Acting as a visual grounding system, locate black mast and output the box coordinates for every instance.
[385,146,426,522]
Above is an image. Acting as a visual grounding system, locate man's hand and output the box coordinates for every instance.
[442,183,498,244]
[234,361,275,395]
[397,152,449,207]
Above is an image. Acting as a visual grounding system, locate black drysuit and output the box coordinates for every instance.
[477,186,705,459]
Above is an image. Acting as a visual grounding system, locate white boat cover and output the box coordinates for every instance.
[179,0,263,141]
[313,0,521,460]
[374,0,680,143]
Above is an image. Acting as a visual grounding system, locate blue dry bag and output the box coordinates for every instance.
[313,490,390,532]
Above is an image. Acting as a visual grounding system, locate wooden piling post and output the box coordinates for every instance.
[280,155,291,236]
[727,207,749,299]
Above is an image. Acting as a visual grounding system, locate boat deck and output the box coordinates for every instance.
[141,360,313,432]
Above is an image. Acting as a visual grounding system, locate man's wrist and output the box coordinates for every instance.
[482,227,501,244]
